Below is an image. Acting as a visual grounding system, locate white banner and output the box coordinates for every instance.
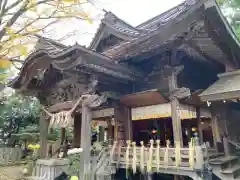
[131,103,197,120]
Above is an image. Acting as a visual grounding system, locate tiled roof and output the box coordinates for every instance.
[102,0,240,69]
[102,1,193,59]
[103,12,141,36]
[9,36,143,89]
[136,2,188,31]
[89,11,145,49]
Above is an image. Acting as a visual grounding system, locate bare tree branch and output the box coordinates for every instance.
[0,0,51,40]
[11,61,21,70]
[0,1,29,40]
[3,0,22,14]
[0,0,8,23]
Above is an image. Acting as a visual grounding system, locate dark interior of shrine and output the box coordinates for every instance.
[178,50,225,92]
[132,117,214,148]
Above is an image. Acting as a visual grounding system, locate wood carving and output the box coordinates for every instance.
[42,80,105,128]
[169,87,191,100]
[45,78,97,106]
[82,94,107,108]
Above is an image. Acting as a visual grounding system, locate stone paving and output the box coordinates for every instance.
[0,165,23,180]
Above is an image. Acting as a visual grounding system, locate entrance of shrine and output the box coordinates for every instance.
[132,118,174,146]
[132,117,214,147]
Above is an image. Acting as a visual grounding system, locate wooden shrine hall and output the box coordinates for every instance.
[9,0,240,179]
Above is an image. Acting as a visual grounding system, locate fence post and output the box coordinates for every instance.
[156,140,160,172]
[132,142,137,174]
[140,141,145,173]
[175,141,181,167]
[164,140,170,166]
[147,140,154,173]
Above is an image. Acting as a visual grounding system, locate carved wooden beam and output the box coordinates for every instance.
[169,87,191,100]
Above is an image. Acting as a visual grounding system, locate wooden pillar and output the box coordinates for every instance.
[73,114,81,148]
[107,119,113,144]
[60,128,66,144]
[219,106,230,156]
[125,107,132,141]
[39,114,49,158]
[211,115,221,149]
[212,105,229,153]
[79,105,92,179]
[196,107,203,145]
[168,70,183,147]
[98,126,104,142]
[114,103,132,143]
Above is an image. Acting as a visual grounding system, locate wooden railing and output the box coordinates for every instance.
[106,140,208,173]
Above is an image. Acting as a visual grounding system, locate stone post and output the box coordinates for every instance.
[34,158,69,179]
[39,113,49,158]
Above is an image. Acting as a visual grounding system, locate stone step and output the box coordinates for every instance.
[208,148,218,153]
[174,152,223,161]
[209,152,224,159]
[221,165,240,179]
[25,176,46,180]
[210,156,239,170]
[210,156,238,165]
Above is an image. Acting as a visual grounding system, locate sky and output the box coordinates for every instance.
[51,0,185,46]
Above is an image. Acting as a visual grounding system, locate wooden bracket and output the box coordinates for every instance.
[163,65,184,77]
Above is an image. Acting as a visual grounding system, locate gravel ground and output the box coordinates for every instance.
[0,166,23,180]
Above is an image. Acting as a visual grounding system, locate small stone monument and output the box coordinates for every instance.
[34,158,70,180]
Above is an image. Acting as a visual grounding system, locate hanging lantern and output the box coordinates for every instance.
[191,127,197,132]
[111,117,115,126]
[151,129,157,134]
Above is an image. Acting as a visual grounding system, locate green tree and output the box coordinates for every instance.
[0,90,41,146]
[218,0,240,39]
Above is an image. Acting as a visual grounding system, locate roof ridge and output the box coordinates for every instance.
[34,34,67,48]
[88,11,142,49]
[136,1,187,29]
[104,11,139,31]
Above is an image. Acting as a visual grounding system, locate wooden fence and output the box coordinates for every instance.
[107,140,208,172]
[0,146,22,164]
